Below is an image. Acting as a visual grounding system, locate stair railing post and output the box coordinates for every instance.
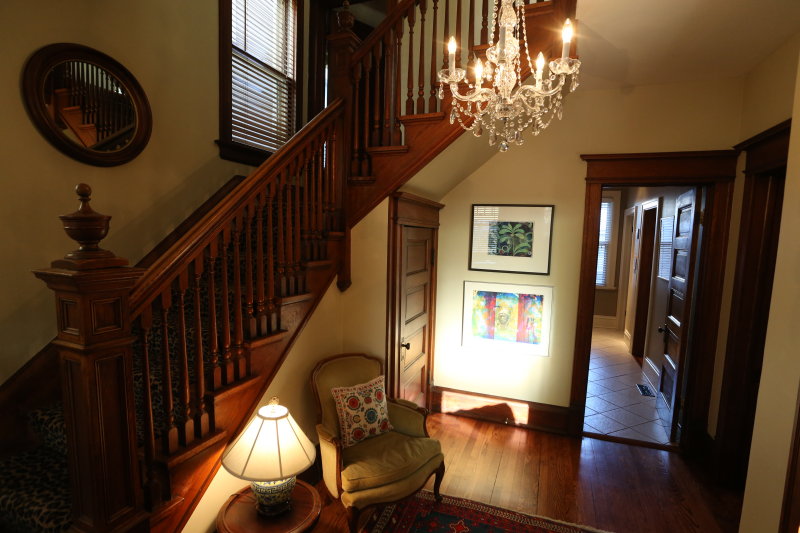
[34,183,149,533]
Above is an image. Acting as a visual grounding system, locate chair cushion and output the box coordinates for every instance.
[331,375,393,448]
[340,430,442,492]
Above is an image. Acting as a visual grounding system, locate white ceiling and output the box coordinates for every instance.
[576,0,800,88]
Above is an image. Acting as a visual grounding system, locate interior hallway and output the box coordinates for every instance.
[312,413,741,532]
[583,328,671,445]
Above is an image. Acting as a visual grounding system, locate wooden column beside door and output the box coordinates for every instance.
[33,184,149,533]
[387,192,444,409]
[715,119,790,488]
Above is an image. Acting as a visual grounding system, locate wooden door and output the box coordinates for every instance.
[657,188,699,442]
[398,226,434,407]
[630,203,658,359]
[387,193,443,409]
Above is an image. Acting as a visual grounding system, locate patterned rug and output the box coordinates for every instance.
[364,491,612,533]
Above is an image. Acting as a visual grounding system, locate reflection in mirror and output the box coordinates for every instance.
[45,61,136,152]
[22,43,151,167]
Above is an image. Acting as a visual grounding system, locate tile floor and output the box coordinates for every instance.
[583,328,673,445]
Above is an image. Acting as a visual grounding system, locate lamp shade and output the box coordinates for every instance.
[221,402,316,482]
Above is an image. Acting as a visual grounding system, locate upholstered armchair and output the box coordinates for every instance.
[310,353,445,532]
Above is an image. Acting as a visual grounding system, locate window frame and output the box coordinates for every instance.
[218,0,304,166]
[596,189,621,289]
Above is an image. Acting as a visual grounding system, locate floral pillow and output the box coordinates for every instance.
[331,375,393,448]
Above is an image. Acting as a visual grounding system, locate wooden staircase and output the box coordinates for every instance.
[0,1,575,531]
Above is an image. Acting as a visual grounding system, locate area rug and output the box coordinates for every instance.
[363,491,612,533]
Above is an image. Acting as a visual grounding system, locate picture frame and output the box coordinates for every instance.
[469,204,554,275]
[462,281,553,357]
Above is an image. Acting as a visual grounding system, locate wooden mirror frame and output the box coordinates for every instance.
[21,43,152,167]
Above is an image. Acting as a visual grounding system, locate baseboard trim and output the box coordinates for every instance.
[430,386,571,435]
[592,315,619,329]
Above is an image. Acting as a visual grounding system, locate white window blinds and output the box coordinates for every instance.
[596,191,620,288]
[231,0,296,153]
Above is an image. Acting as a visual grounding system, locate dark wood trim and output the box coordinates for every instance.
[386,192,443,408]
[583,431,678,452]
[781,381,800,533]
[431,386,571,435]
[714,121,790,487]
[630,203,657,358]
[569,151,739,447]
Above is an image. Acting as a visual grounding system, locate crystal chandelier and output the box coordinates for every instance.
[437,0,581,151]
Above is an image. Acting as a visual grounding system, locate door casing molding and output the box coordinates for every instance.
[569,151,738,455]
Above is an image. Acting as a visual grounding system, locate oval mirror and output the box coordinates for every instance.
[22,43,152,167]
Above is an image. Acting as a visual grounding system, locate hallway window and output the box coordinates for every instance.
[219,0,300,165]
[596,190,620,288]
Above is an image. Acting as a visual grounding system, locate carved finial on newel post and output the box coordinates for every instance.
[52,183,128,269]
[337,0,355,32]
[33,184,148,532]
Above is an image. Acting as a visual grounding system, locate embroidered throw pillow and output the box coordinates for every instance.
[331,375,393,448]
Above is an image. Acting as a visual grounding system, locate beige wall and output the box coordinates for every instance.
[433,79,744,406]
[341,199,389,358]
[738,51,800,533]
[0,0,249,382]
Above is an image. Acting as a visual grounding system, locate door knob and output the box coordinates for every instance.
[658,325,666,333]
[401,342,411,350]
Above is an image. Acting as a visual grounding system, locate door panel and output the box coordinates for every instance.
[398,226,435,408]
[657,189,699,442]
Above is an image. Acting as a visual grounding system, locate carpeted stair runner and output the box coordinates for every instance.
[0,405,71,532]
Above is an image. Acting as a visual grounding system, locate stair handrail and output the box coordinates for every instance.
[349,0,417,65]
[129,98,344,317]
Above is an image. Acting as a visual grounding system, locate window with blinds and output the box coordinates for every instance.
[596,191,620,288]
[222,0,298,160]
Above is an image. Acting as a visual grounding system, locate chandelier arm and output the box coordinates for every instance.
[448,84,499,103]
[514,77,566,100]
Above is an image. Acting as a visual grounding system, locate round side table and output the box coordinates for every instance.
[216,479,322,533]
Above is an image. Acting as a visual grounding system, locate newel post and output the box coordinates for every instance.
[327,2,360,291]
[34,184,149,533]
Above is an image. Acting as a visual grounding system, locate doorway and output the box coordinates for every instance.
[584,186,698,446]
[569,151,738,455]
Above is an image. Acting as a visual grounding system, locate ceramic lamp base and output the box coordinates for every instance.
[251,476,296,516]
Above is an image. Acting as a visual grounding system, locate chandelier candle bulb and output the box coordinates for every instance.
[535,52,545,88]
[474,58,484,84]
[561,19,573,59]
[448,37,457,69]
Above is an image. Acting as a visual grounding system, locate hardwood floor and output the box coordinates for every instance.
[312,413,742,532]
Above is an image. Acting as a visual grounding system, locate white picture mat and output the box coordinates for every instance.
[461,281,553,357]
[470,204,553,274]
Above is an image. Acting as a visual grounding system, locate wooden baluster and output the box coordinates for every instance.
[406,7,415,115]
[192,257,210,438]
[383,31,394,145]
[294,161,304,294]
[394,20,404,144]
[206,243,222,390]
[372,43,383,146]
[443,0,451,69]
[302,154,311,261]
[318,141,326,237]
[159,290,179,454]
[351,63,363,176]
[137,309,161,508]
[418,0,427,113]
[265,183,277,333]
[175,273,195,445]
[254,194,267,335]
[362,55,373,171]
[285,166,296,295]
[429,0,439,111]
[276,175,287,297]
[231,217,247,379]
[316,145,326,241]
[218,231,234,384]
[243,202,256,337]
[456,0,463,67]
[468,0,475,60]
[481,0,488,44]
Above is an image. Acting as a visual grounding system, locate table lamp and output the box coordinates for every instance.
[221,397,316,516]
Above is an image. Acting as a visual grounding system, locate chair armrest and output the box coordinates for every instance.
[317,424,343,499]
[387,398,429,437]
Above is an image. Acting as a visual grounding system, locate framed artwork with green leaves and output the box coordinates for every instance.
[469,204,554,275]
